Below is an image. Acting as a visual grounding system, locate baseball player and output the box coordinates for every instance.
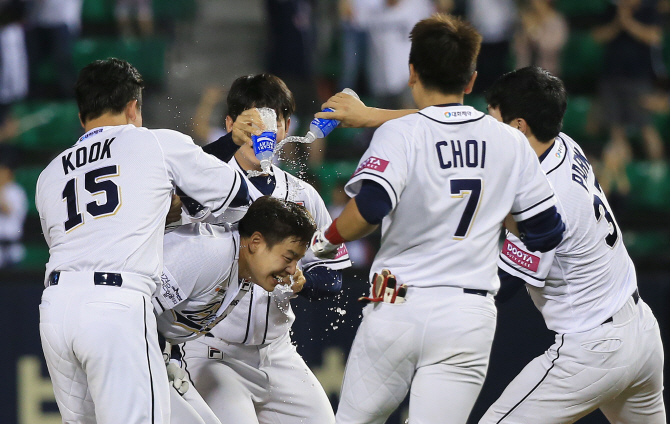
[179,74,352,424]
[36,59,248,424]
[478,67,666,423]
[309,15,565,424]
[156,196,314,424]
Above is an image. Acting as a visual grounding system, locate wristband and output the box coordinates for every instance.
[324,219,347,245]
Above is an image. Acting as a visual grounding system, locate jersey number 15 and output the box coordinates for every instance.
[62,165,121,232]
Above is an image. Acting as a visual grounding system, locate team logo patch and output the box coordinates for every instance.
[354,157,389,175]
[159,272,183,307]
[503,240,540,272]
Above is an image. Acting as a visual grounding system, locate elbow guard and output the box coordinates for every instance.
[517,206,565,252]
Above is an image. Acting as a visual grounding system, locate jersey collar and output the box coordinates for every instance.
[539,134,568,174]
[418,104,485,124]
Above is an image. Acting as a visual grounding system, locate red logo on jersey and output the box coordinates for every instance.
[503,240,539,272]
[354,157,389,175]
[334,244,349,259]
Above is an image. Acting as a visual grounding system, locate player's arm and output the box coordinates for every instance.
[495,268,526,304]
[515,207,564,253]
[158,129,249,217]
[312,180,392,258]
[202,109,264,162]
[297,267,343,300]
[314,92,416,128]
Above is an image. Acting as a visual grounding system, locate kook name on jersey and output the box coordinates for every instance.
[62,138,115,175]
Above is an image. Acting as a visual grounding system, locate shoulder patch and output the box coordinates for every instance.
[354,156,389,175]
[503,240,539,272]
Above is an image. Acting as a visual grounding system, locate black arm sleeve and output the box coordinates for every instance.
[354,180,393,225]
[203,132,240,163]
[516,206,565,253]
[297,267,343,300]
[495,268,526,304]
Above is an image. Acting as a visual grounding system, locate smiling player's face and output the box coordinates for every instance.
[246,236,307,292]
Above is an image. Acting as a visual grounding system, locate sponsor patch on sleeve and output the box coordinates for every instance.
[334,244,349,260]
[503,240,540,272]
[354,156,389,175]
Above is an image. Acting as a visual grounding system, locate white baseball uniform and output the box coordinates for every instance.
[36,124,241,424]
[182,160,352,424]
[336,104,558,424]
[480,133,665,423]
[156,222,252,424]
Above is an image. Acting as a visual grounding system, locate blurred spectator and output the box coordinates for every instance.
[0,0,28,142]
[25,0,83,99]
[514,0,568,76]
[327,182,374,268]
[192,85,227,145]
[593,0,665,166]
[466,0,517,93]
[0,146,27,269]
[338,0,367,92]
[355,0,434,109]
[116,0,154,38]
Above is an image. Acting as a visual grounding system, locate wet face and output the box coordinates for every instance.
[234,116,288,171]
[246,235,307,292]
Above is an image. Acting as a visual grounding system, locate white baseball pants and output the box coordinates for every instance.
[182,331,335,424]
[335,286,498,424]
[480,296,665,424]
[170,384,221,424]
[39,272,170,424]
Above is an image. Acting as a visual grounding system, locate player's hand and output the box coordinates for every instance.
[291,269,306,293]
[315,92,370,128]
[166,194,183,225]
[166,362,189,395]
[310,229,341,259]
[231,109,265,147]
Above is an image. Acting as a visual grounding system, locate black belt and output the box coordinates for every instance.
[464,288,489,297]
[47,271,123,287]
[603,289,639,325]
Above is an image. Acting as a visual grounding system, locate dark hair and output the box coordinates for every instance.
[238,196,316,248]
[226,74,295,123]
[486,66,567,143]
[75,58,144,123]
[409,14,482,95]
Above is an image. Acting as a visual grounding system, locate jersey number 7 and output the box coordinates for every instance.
[62,165,121,232]
[451,178,483,240]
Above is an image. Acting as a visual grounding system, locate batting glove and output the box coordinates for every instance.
[310,229,341,259]
[166,362,189,396]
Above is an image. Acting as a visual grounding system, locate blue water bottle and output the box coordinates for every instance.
[305,88,360,143]
[252,107,278,174]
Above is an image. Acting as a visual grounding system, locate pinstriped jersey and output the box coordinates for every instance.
[498,133,637,333]
[206,160,352,345]
[36,125,242,293]
[154,223,251,343]
[345,104,557,291]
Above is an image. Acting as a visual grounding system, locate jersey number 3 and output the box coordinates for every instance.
[62,165,121,232]
[593,194,619,248]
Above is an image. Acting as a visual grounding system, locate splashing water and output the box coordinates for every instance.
[246,135,314,178]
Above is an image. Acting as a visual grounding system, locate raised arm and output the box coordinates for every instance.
[315,92,417,128]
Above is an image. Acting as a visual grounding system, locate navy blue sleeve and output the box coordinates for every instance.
[354,180,393,225]
[297,267,343,300]
[495,268,526,304]
[517,206,565,252]
[203,132,239,163]
[229,175,251,208]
